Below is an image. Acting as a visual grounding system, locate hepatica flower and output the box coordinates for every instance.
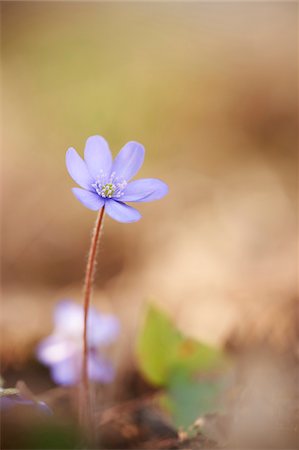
[36,301,119,386]
[66,136,168,222]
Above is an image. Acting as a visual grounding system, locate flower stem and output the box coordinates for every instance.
[80,205,105,442]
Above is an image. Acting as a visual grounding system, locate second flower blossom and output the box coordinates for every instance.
[36,300,119,386]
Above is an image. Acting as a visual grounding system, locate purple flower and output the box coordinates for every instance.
[66,136,168,222]
[36,300,119,386]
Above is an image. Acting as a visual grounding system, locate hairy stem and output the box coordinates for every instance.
[80,206,105,441]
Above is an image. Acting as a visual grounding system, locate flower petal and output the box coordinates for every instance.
[88,310,120,346]
[121,178,168,202]
[111,141,145,181]
[0,397,29,411]
[50,353,115,385]
[84,135,113,180]
[66,147,93,189]
[50,356,79,385]
[36,335,77,365]
[72,188,105,210]
[88,354,115,383]
[0,398,15,410]
[105,200,141,223]
[54,300,119,345]
[37,401,53,415]
[54,300,82,331]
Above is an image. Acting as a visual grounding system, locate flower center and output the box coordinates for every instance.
[101,183,115,198]
[92,172,127,199]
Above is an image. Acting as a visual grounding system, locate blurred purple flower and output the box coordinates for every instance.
[66,136,168,222]
[36,300,119,386]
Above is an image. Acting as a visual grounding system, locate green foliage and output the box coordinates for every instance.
[136,304,182,385]
[136,304,228,427]
[166,369,224,428]
[137,304,227,386]
[26,423,79,449]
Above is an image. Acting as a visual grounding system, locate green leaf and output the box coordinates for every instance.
[165,370,224,428]
[174,337,226,375]
[136,304,227,386]
[136,304,182,385]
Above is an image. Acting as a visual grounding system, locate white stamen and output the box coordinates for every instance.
[92,173,127,200]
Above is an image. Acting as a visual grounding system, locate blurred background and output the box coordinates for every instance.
[1,2,298,445]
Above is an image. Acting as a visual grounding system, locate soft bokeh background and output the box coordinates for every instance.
[1,0,297,389]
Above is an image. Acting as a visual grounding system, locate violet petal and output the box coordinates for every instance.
[84,135,113,180]
[66,148,93,189]
[88,310,120,346]
[72,188,105,210]
[121,178,168,202]
[105,200,141,223]
[111,141,144,181]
